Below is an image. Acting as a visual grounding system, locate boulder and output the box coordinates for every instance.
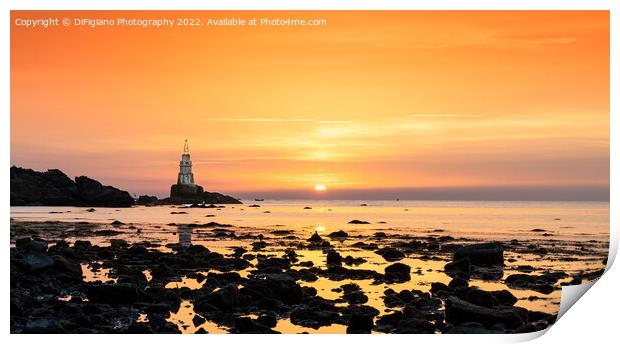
[430,282,450,294]
[327,230,348,239]
[233,317,275,334]
[465,288,497,308]
[491,290,518,306]
[444,257,471,275]
[448,277,469,290]
[167,184,241,205]
[16,237,48,253]
[256,313,278,328]
[86,283,139,304]
[375,247,405,262]
[24,319,64,333]
[326,250,343,266]
[453,243,503,266]
[384,263,411,282]
[308,232,324,243]
[445,296,527,329]
[347,312,374,333]
[136,195,158,205]
[51,255,83,277]
[22,252,54,272]
[504,274,555,294]
[348,220,370,224]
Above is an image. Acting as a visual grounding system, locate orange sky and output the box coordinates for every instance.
[11,11,609,198]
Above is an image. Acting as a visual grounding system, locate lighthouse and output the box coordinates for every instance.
[170,139,204,201]
[177,139,195,185]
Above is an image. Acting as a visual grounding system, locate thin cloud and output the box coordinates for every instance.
[206,118,315,122]
[407,114,483,118]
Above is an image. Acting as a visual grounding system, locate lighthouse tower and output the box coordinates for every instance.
[170,139,204,201]
[177,139,195,185]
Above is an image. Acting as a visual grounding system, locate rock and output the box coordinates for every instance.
[264,273,303,304]
[51,255,82,276]
[74,176,135,207]
[16,237,48,252]
[341,283,368,304]
[445,296,527,329]
[256,313,278,328]
[10,167,79,206]
[343,290,368,304]
[430,282,450,294]
[384,263,411,282]
[195,284,244,311]
[491,290,518,306]
[308,232,324,244]
[73,240,92,249]
[257,257,290,270]
[348,220,370,224]
[327,230,348,239]
[233,317,275,333]
[375,247,405,262]
[24,319,64,333]
[326,250,342,266]
[22,252,54,272]
[192,315,206,327]
[342,255,367,266]
[453,243,503,266]
[516,265,534,273]
[375,311,436,333]
[136,195,158,205]
[110,239,129,248]
[444,257,471,275]
[127,323,154,334]
[395,318,436,334]
[448,277,469,290]
[465,288,497,308]
[504,274,555,294]
[352,242,378,250]
[86,283,138,304]
[128,245,149,255]
[445,322,504,334]
[290,305,339,329]
[347,312,374,333]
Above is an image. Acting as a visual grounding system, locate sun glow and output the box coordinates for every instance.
[314,185,327,191]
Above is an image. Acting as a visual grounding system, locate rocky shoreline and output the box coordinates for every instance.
[10,218,607,334]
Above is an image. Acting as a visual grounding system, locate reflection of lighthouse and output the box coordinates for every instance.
[178,225,193,247]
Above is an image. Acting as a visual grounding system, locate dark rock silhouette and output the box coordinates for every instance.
[136,195,158,205]
[10,166,134,207]
[158,189,241,205]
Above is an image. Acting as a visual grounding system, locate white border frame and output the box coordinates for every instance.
[2,1,617,343]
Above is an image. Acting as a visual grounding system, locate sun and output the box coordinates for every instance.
[314,184,327,191]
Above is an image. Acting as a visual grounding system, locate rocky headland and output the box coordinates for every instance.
[10,166,241,207]
[10,166,134,207]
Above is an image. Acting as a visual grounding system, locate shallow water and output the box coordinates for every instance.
[10,200,610,242]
